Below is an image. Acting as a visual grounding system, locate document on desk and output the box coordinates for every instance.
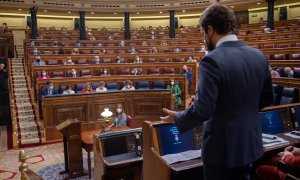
[262,135,289,148]
[284,131,300,139]
[162,149,202,165]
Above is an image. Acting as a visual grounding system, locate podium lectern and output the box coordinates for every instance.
[93,128,143,180]
[143,121,204,180]
[55,119,85,179]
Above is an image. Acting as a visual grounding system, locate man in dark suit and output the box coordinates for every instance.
[161,3,273,180]
[40,80,58,98]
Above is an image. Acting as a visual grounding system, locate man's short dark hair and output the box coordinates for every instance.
[46,80,52,85]
[200,3,237,35]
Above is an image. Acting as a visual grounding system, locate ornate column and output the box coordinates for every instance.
[79,11,86,40]
[267,0,275,30]
[124,12,131,40]
[169,10,176,38]
[29,6,38,39]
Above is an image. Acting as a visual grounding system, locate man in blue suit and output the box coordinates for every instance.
[40,80,58,98]
[161,3,273,180]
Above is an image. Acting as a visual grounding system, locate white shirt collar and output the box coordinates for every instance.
[216,34,238,47]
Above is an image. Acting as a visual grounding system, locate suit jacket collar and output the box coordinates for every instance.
[217,40,245,48]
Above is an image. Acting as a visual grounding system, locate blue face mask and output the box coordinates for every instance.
[95,58,100,63]
[288,71,294,78]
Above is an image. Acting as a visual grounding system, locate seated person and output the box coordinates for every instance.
[115,56,122,64]
[264,27,272,33]
[161,40,168,46]
[30,41,35,47]
[131,35,137,40]
[97,42,103,47]
[49,26,55,30]
[119,40,125,47]
[37,71,50,79]
[109,104,127,128]
[32,48,41,55]
[130,47,137,54]
[187,56,197,63]
[141,41,148,46]
[122,80,135,90]
[41,80,58,97]
[75,41,81,47]
[148,26,153,30]
[108,35,114,40]
[100,68,110,76]
[58,48,64,54]
[69,69,78,77]
[71,48,79,55]
[32,56,46,66]
[173,47,182,53]
[52,41,58,47]
[80,82,94,93]
[131,68,142,75]
[167,78,181,111]
[64,57,74,65]
[183,65,192,90]
[284,67,294,78]
[99,49,105,54]
[256,146,300,180]
[93,56,101,64]
[89,36,96,40]
[133,56,142,63]
[63,85,75,94]
[269,65,280,78]
[200,45,208,55]
[96,81,107,92]
[150,47,158,54]
[151,35,156,39]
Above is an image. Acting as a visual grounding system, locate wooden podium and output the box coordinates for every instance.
[55,119,85,179]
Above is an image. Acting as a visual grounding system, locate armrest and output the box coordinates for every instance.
[286,174,300,180]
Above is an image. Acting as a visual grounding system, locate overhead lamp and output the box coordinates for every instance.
[91,12,94,14]
[136,12,140,14]
[43,9,48,12]
[230,5,234,8]
[257,2,261,5]
[68,11,71,14]
[182,9,186,13]
[18,9,22,11]
[160,11,163,14]
[101,108,113,133]
[114,12,117,15]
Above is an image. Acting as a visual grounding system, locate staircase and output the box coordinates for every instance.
[8,58,43,147]
[15,45,24,59]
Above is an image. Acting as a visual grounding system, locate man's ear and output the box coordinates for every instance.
[207,25,214,36]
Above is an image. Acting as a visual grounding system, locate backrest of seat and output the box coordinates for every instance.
[272,54,286,60]
[92,83,100,90]
[47,60,58,65]
[163,68,174,75]
[119,68,130,75]
[294,68,300,78]
[152,80,164,89]
[103,58,112,63]
[78,59,87,64]
[80,69,91,77]
[280,88,299,105]
[52,71,64,78]
[174,57,185,62]
[106,82,118,91]
[137,81,149,89]
[160,58,170,62]
[272,84,283,105]
[291,54,300,60]
[148,68,160,75]
[76,84,85,92]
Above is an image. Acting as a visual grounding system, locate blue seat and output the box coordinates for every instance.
[92,83,100,90]
[137,81,149,90]
[75,84,85,93]
[152,81,164,89]
[279,87,299,105]
[272,84,282,105]
[60,85,67,94]
[106,82,118,91]
[294,68,300,78]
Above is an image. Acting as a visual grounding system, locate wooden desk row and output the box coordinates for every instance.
[32,62,198,94]
[42,89,173,141]
[269,60,300,68]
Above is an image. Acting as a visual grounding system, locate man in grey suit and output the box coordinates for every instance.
[161,3,273,180]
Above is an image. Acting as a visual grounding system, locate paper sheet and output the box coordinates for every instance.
[284,131,300,139]
[162,149,202,165]
[262,135,289,148]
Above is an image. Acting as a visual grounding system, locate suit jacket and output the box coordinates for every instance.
[40,87,58,100]
[175,41,273,168]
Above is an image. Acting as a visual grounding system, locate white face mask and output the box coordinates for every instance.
[67,60,72,63]
[116,108,122,113]
[170,82,175,86]
[95,58,100,63]
[42,72,46,76]
[49,86,53,89]
[126,85,131,89]
[72,71,76,75]
[103,70,107,74]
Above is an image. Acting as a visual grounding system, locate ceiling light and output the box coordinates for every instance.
[68,11,71,14]
[136,12,140,14]
[257,2,261,5]
[160,11,163,14]
[18,9,22,11]
[114,12,117,15]
[43,9,48,12]
[230,5,234,8]
[182,10,186,13]
[91,12,94,14]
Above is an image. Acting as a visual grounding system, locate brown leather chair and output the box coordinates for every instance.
[78,59,87,64]
[185,48,195,52]
[264,44,276,49]
[107,43,115,46]
[291,54,300,60]
[40,43,48,47]
[92,50,100,54]
[106,50,115,54]
[81,50,91,54]
[180,41,189,44]
[271,54,286,60]
[103,58,112,63]
[139,49,147,53]
[296,43,300,48]
[148,68,160,75]
[163,68,174,75]
[278,44,291,48]
[275,36,285,39]
[117,50,126,54]
[174,57,185,62]
[47,60,58,65]
[43,51,53,55]
[52,71,64,78]
[118,68,130,75]
[170,42,178,46]
[126,115,133,128]
[129,43,136,46]
[147,58,156,63]
[80,70,91,77]
[160,57,170,62]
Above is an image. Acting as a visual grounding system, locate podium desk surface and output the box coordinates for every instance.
[104,152,143,167]
[263,133,300,153]
[170,158,203,172]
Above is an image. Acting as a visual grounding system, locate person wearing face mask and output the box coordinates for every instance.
[52,41,58,47]
[173,47,182,53]
[64,57,74,65]
[130,47,137,54]
[96,81,107,92]
[134,56,142,63]
[284,67,294,78]
[182,65,193,90]
[131,68,142,75]
[187,56,197,63]
[80,82,94,93]
[41,80,58,98]
[37,71,50,79]
[115,56,122,64]
[160,3,273,180]
[200,45,208,55]
[269,65,280,78]
[122,80,135,91]
[69,69,78,77]
[109,104,127,128]
[71,48,80,55]
[93,56,101,64]
[63,85,75,94]
[120,40,125,47]
[166,79,181,111]
[75,41,81,47]
[32,56,46,66]
[32,48,41,55]
[30,41,35,47]
[101,69,109,76]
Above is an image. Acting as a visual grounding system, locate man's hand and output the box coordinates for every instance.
[160,108,176,123]
[284,146,293,152]
[291,147,300,156]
